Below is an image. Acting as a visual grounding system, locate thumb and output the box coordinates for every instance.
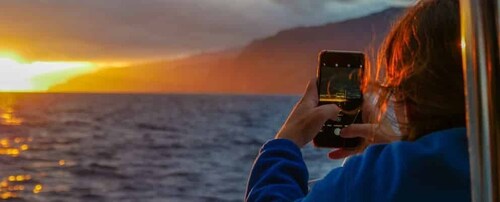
[339,124,375,138]
[297,78,319,110]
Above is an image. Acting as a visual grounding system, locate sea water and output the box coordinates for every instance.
[0,94,342,202]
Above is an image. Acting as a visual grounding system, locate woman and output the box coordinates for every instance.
[245,0,470,201]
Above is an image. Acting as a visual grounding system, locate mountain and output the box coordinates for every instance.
[49,7,404,94]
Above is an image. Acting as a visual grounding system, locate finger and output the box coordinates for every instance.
[310,104,341,125]
[339,124,375,138]
[328,148,357,160]
[298,78,319,109]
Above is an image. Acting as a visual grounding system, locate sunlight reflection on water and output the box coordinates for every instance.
[0,99,23,126]
[0,96,45,200]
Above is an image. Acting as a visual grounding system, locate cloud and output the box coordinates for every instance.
[271,0,415,12]
[270,0,415,23]
[0,0,414,63]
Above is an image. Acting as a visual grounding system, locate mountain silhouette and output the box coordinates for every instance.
[49,7,404,94]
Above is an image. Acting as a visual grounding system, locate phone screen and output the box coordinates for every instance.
[318,52,363,111]
[319,65,362,106]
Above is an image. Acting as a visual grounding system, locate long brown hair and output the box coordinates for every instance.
[365,0,465,140]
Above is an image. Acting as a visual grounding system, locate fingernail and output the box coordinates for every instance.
[328,152,336,159]
[327,149,340,158]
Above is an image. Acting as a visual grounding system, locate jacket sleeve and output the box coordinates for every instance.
[245,139,398,201]
[245,139,309,202]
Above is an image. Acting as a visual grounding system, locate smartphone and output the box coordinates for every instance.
[313,50,364,148]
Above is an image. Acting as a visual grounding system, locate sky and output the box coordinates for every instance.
[0,0,415,92]
[0,0,414,63]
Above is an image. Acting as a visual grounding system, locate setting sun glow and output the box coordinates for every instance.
[0,54,94,92]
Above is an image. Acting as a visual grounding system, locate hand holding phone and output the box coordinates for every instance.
[274,79,341,148]
[313,50,364,148]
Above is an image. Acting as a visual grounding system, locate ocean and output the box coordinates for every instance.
[0,94,343,202]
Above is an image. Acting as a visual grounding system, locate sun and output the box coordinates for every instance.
[0,53,95,92]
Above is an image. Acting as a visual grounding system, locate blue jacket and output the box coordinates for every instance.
[245,128,470,202]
